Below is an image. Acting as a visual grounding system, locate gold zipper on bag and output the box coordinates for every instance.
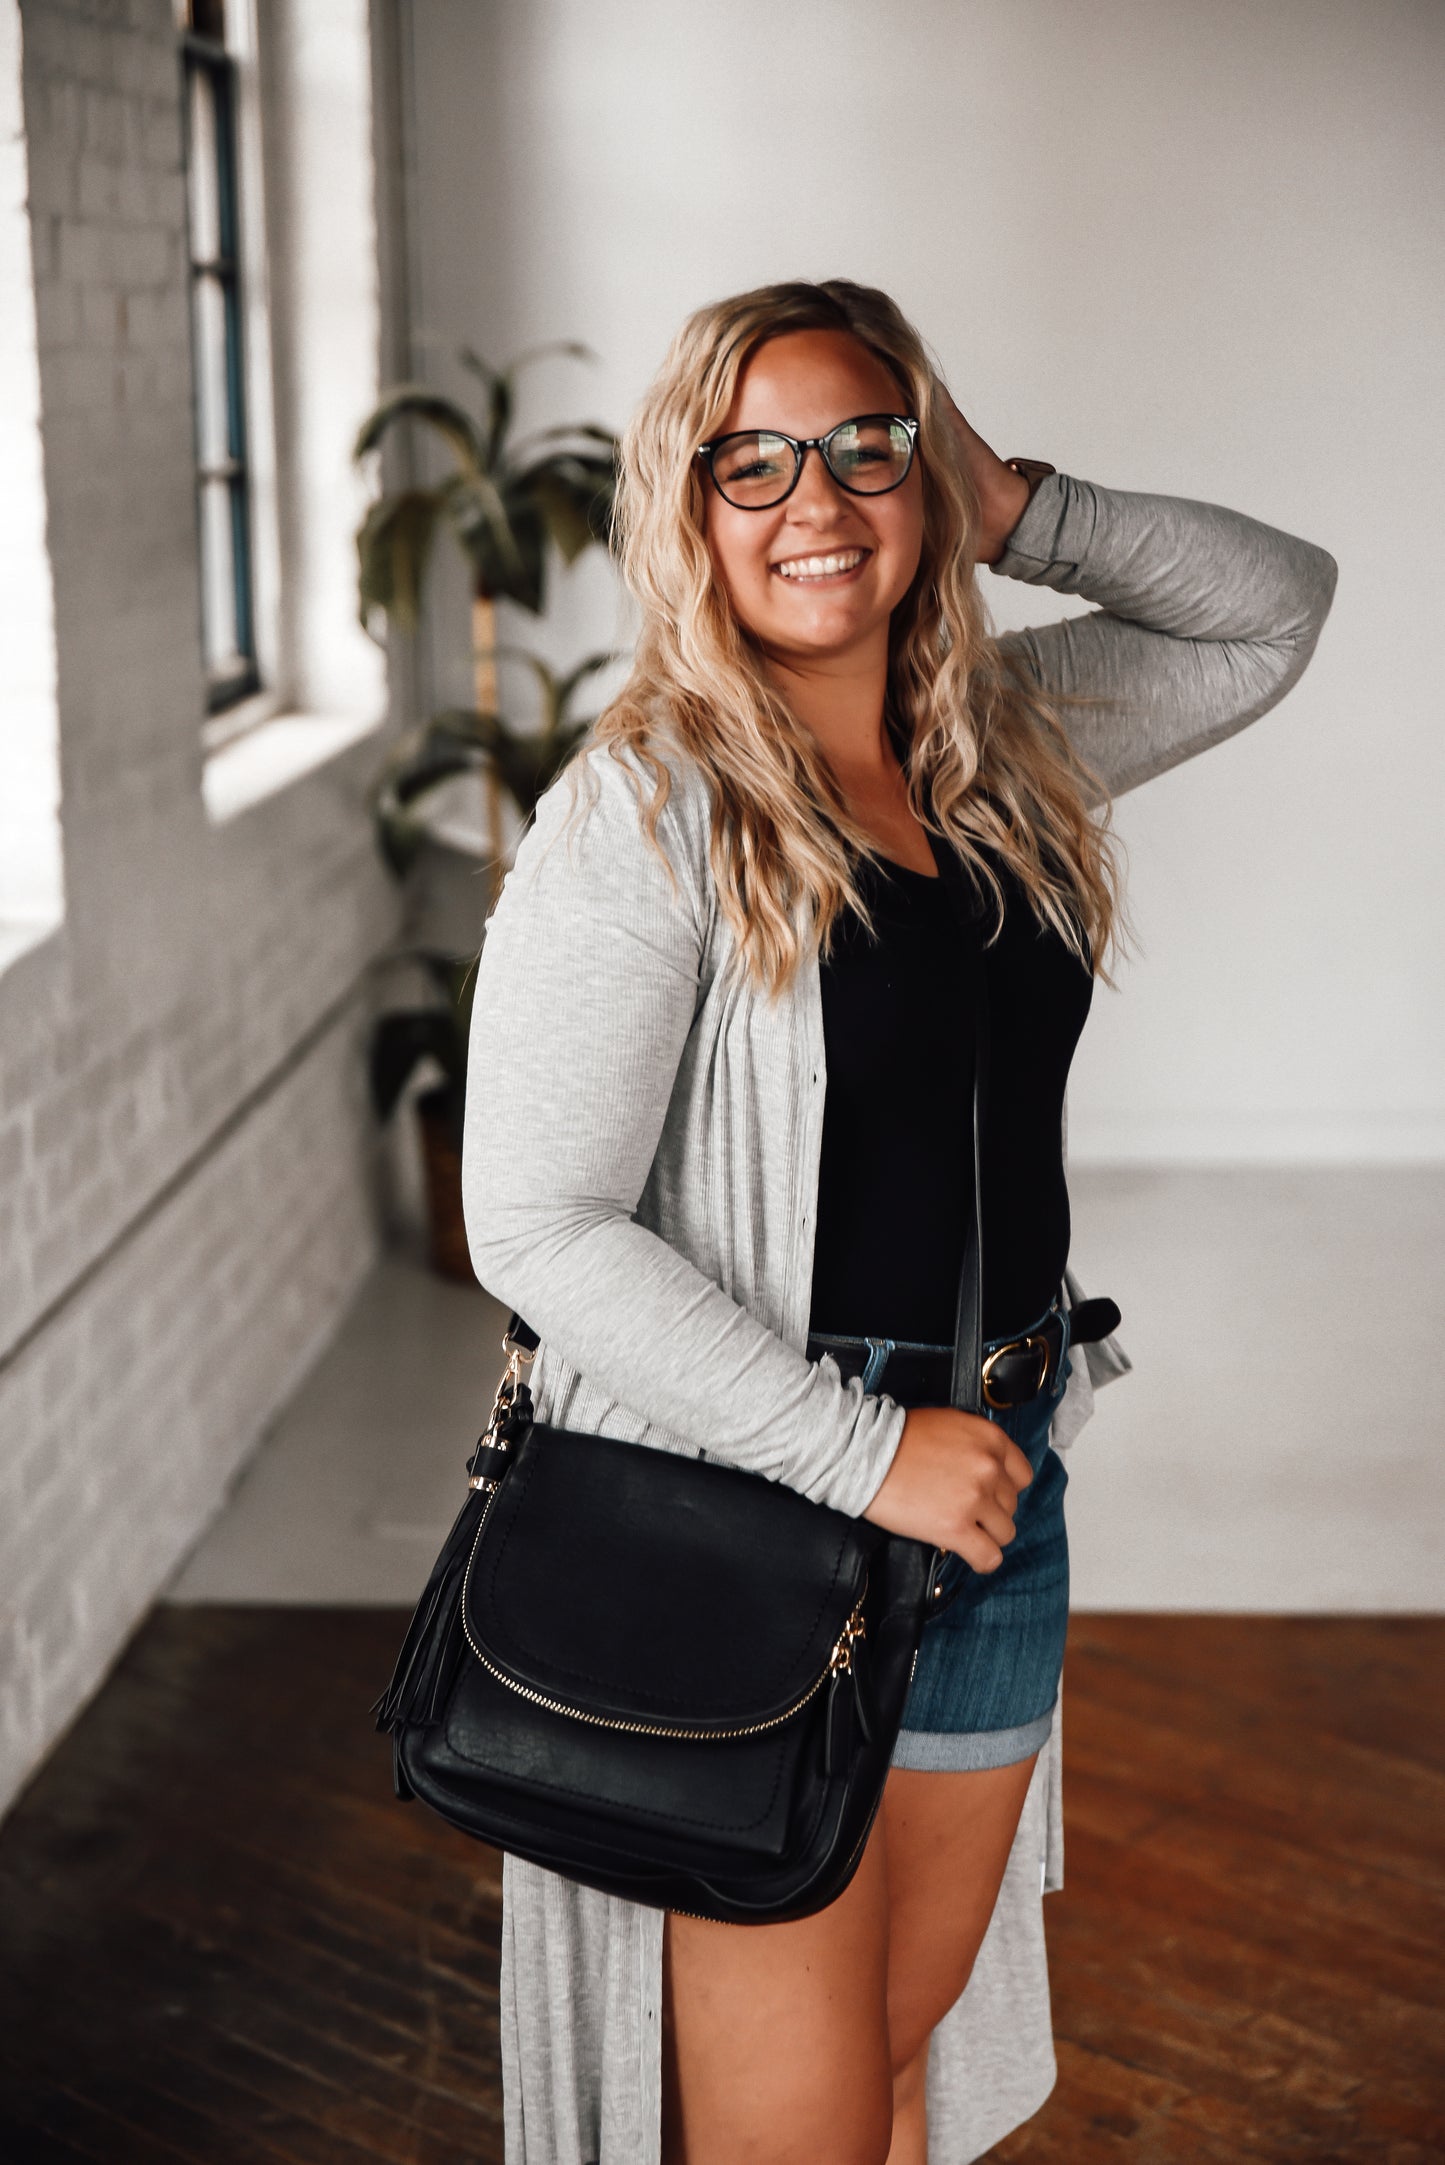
[459,1334,871,1742]
[460,1487,868,1744]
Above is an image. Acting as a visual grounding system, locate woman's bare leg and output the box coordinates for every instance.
[660,1753,1040,2165]
[881,1755,1041,2165]
[661,1822,893,2165]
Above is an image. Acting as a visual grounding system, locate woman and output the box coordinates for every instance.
[462,279,1337,2165]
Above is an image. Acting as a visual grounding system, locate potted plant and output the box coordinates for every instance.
[366,951,476,1281]
[353,349,620,1280]
[353,344,618,905]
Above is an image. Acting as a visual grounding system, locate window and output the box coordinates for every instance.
[0,0,64,970]
[179,0,259,714]
[190,0,389,818]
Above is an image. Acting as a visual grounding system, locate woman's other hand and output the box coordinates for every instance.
[862,1405,1033,1571]
[938,390,1033,566]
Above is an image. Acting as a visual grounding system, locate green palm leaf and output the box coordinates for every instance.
[442,467,534,601]
[356,487,444,632]
[353,348,620,623]
[352,385,487,475]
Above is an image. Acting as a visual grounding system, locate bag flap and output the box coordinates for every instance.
[441,1656,799,1857]
[464,1422,874,1730]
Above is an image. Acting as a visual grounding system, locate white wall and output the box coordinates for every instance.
[405,0,1444,1163]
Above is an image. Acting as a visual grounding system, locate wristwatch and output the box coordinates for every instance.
[1005,457,1057,499]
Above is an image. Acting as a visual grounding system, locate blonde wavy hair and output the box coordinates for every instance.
[573,278,1123,994]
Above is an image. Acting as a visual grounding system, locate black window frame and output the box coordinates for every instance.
[180,22,260,714]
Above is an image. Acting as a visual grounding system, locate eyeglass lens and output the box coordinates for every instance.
[708,416,914,509]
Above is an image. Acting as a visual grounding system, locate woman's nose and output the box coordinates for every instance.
[785,444,851,521]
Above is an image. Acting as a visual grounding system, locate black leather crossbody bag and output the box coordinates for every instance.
[372,842,1029,1923]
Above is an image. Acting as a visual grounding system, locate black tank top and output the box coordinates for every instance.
[807,848,1093,1345]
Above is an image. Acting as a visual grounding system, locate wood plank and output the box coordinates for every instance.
[1064,1759,1445,1959]
[1059,1660,1445,1874]
[0,1609,504,2164]
[2,1607,1441,2163]
[0,2059,194,2165]
[985,1618,1445,2161]
[1066,1616,1445,1774]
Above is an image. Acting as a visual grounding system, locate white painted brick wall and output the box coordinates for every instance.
[0,0,405,1819]
[0,1013,380,1809]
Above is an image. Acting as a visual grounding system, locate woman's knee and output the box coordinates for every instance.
[892,2033,930,2111]
[662,2080,893,2165]
[810,2085,895,2165]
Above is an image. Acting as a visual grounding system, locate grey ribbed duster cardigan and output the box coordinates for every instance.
[460,471,1338,2163]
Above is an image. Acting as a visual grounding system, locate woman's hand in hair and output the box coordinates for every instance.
[862,1405,1033,1571]
[939,391,1033,566]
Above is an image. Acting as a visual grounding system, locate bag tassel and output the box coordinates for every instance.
[372,1347,535,1735]
[370,1491,483,1732]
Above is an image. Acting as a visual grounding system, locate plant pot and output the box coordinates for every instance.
[415,1084,475,1284]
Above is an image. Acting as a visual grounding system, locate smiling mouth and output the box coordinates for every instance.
[772,548,870,583]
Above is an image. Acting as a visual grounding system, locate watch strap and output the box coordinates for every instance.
[1005,457,1057,498]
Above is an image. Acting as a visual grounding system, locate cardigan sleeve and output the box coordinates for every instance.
[990,473,1339,804]
[460,741,908,1517]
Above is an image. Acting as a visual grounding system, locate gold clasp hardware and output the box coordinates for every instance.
[981,1331,1050,1410]
[468,1331,536,1489]
[828,1602,867,1678]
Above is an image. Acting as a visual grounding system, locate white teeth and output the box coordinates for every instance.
[777,550,864,580]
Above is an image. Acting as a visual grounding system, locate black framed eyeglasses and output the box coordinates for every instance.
[696,413,919,510]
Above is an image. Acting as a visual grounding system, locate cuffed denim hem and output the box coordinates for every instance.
[890,1704,1055,1773]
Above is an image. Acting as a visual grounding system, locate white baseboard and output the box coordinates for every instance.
[1066,1110,1445,1165]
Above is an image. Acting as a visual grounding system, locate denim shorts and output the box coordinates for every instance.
[814,1300,1072,1775]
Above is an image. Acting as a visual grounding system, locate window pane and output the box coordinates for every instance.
[187,69,221,262]
[190,272,231,467]
[183,28,255,711]
[199,476,239,672]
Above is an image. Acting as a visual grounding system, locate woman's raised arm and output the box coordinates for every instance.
[990,471,1339,803]
[460,741,907,1518]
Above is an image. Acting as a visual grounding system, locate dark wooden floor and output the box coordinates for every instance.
[992,1617,1445,2164]
[0,1612,1440,2163]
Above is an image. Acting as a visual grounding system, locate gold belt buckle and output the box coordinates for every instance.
[981,1330,1051,1410]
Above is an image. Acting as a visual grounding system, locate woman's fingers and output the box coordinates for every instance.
[862,1404,1040,1552]
[940,385,975,446]
[966,1420,1033,1492]
[935,382,1032,563]
[954,1527,1005,1575]
[955,1468,1031,1573]
[972,1494,1019,1551]
[1002,1439,1034,1495]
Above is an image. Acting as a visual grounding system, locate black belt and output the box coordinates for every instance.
[807,1297,1120,1413]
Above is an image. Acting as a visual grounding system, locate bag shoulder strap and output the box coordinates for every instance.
[923,830,988,1416]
